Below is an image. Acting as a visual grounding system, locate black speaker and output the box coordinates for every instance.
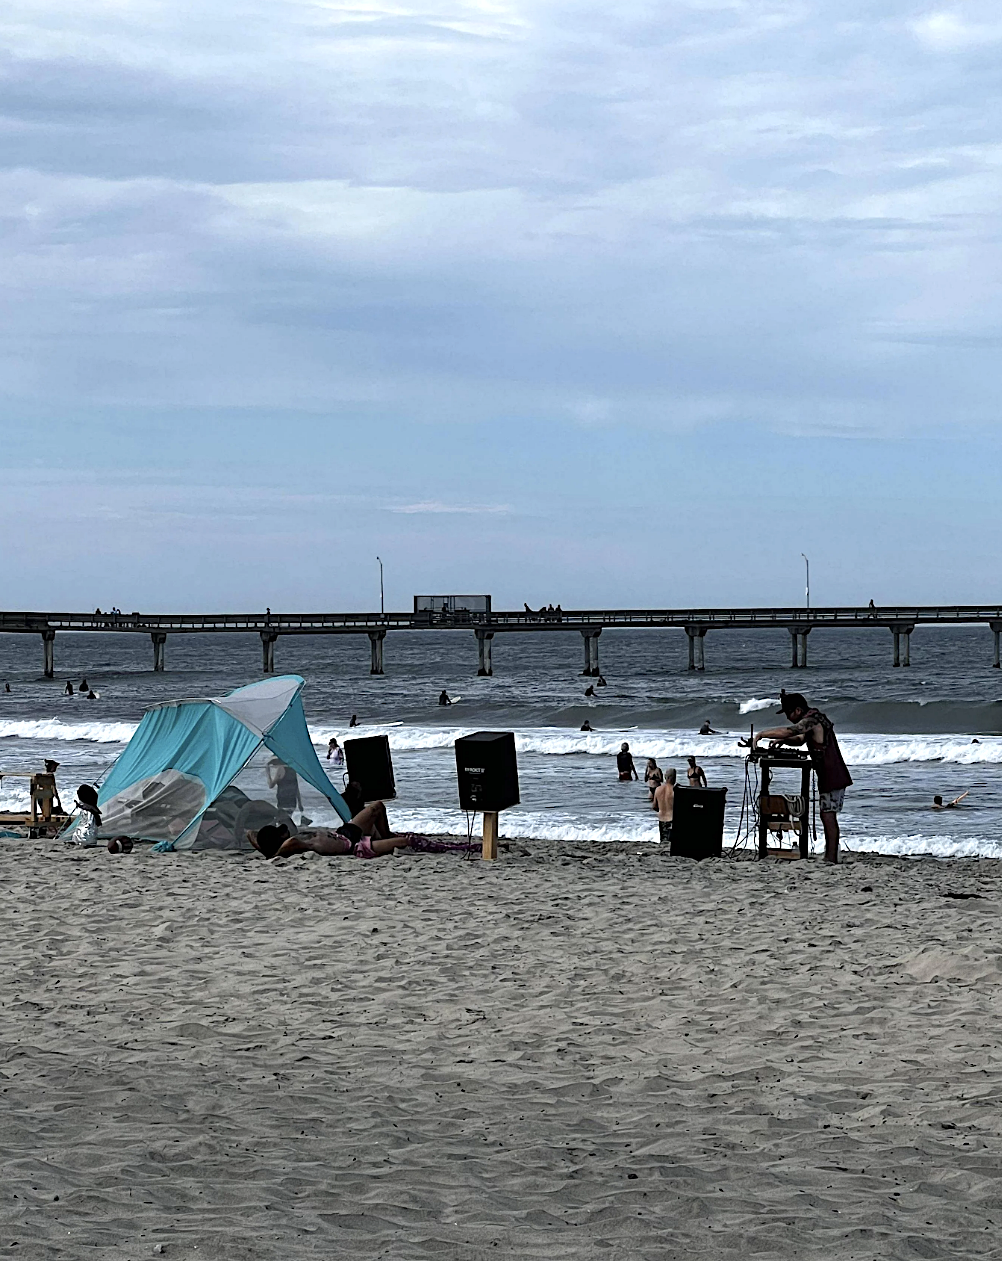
[670,786,727,860]
[455,731,519,812]
[344,735,396,802]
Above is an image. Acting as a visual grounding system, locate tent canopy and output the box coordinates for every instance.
[86,676,350,848]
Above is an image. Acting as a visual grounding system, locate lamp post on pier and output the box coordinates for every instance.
[802,554,810,609]
[376,556,384,616]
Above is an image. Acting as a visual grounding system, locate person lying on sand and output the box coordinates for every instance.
[250,800,416,860]
[251,820,415,860]
[932,792,969,810]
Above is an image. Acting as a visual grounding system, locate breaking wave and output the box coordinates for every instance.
[314,724,1002,767]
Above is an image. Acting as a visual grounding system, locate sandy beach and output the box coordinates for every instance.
[2,839,1001,1259]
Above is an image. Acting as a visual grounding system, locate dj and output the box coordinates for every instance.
[753,690,853,865]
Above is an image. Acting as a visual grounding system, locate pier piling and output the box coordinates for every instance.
[151,632,167,672]
[368,629,386,675]
[992,621,1002,668]
[686,626,706,671]
[475,629,494,677]
[261,631,278,674]
[41,630,55,679]
[892,624,914,667]
[580,628,601,676]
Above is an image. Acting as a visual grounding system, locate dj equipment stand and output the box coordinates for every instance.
[753,748,813,859]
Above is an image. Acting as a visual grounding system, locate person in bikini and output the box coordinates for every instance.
[248,801,414,860]
[686,755,707,788]
[253,801,428,862]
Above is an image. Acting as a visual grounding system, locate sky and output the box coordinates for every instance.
[2,0,1001,611]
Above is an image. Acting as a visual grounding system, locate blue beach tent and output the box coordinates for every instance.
[82,676,350,849]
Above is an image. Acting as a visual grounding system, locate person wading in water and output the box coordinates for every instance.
[753,690,853,865]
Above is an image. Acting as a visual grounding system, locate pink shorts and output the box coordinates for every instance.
[354,836,377,859]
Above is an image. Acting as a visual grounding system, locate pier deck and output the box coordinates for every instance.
[2,606,1001,676]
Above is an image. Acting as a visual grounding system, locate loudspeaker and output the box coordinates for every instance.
[670,786,727,860]
[455,731,519,812]
[344,735,396,802]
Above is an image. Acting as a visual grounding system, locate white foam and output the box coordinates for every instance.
[739,697,780,715]
[310,724,1002,767]
[0,719,137,744]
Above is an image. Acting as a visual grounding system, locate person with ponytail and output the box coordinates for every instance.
[70,784,102,847]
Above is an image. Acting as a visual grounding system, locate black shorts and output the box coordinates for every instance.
[659,820,673,844]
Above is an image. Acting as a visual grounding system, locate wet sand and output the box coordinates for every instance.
[2,839,1001,1259]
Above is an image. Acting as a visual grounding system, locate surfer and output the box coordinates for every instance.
[584,685,595,697]
[349,714,359,727]
[698,720,718,735]
[64,681,74,695]
[932,792,969,810]
[439,690,453,706]
[580,720,593,732]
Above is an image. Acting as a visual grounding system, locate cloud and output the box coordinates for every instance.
[912,10,1002,51]
[388,501,512,514]
[2,2,1002,604]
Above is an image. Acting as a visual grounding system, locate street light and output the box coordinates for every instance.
[376,556,384,616]
[801,553,810,609]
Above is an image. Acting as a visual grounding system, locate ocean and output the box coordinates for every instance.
[1,625,1000,857]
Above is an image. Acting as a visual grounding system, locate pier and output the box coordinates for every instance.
[2,606,1002,677]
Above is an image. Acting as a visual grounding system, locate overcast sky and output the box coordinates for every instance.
[2,1,1000,610]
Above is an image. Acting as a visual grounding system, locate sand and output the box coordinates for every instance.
[1,839,1001,1260]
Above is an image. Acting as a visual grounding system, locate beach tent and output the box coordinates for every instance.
[75,676,350,849]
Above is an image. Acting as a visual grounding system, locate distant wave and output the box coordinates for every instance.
[0,719,138,743]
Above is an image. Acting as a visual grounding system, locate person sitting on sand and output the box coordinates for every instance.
[687,755,707,788]
[69,784,102,847]
[644,758,664,800]
[653,769,676,843]
[617,743,638,781]
[933,792,969,810]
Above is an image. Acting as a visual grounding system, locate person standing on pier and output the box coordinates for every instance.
[753,690,852,865]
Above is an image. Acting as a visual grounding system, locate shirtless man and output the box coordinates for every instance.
[653,769,676,844]
[753,690,852,864]
[686,755,707,788]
